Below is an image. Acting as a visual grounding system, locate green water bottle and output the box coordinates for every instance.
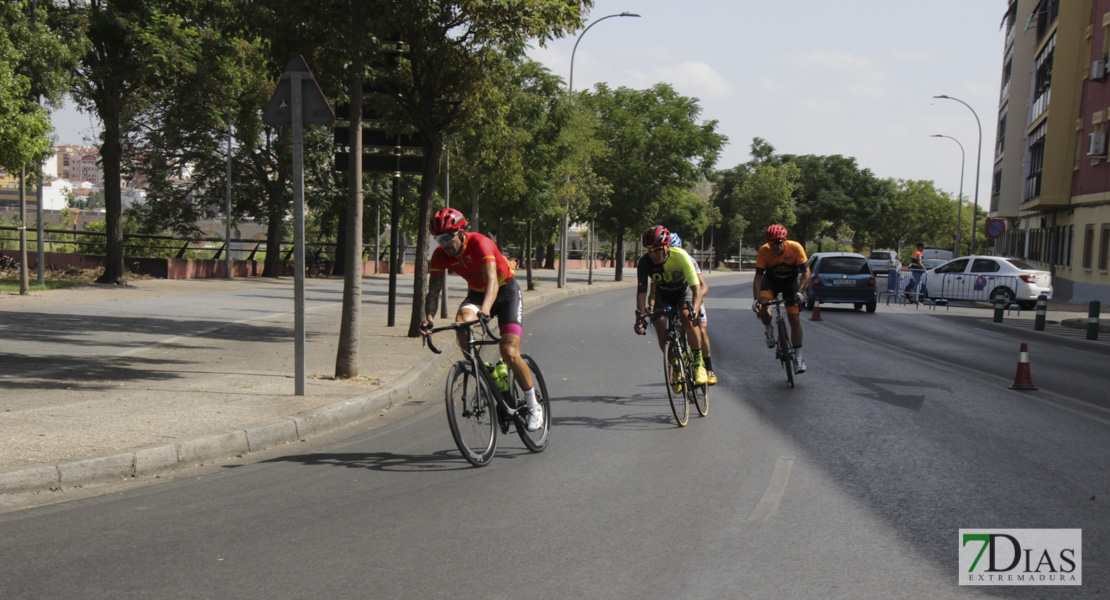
[492,360,510,393]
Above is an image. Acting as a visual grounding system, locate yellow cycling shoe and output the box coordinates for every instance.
[706,370,718,385]
[670,366,684,394]
[694,365,709,386]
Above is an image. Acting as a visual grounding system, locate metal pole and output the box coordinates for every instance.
[441,134,449,318]
[934,95,981,255]
[388,141,400,327]
[932,134,964,256]
[562,11,640,289]
[291,72,306,395]
[32,1,44,286]
[225,116,233,278]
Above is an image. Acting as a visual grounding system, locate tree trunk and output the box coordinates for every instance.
[544,243,555,269]
[469,187,479,233]
[526,220,534,291]
[96,113,126,284]
[262,210,284,277]
[407,132,444,337]
[335,33,365,378]
[333,205,347,275]
[615,225,627,282]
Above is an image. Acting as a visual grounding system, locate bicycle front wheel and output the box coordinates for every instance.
[664,340,689,426]
[691,367,708,416]
[777,320,795,388]
[445,363,497,466]
[511,355,551,452]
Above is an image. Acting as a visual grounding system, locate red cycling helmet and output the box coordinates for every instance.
[642,225,671,249]
[765,224,788,241]
[430,208,467,235]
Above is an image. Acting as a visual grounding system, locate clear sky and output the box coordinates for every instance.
[525,0,1008,207]
[50,0,1007,206]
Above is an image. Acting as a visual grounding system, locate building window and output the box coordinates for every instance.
[1083,224,1095,269]
[1100,223,1110,271]
[1025,122,1047,200]
[996,113,1007,155]
[1030,34,1055,122]
[1067,225,1074,267]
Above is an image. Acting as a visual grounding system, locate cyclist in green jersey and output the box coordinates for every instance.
[646,231,716,385]
[633,225,709,387]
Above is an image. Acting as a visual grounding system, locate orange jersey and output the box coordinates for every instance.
[755,240,808,280]
[429,232,514,292]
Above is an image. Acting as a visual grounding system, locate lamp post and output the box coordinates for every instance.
[559,11,640,288]
[933,95,981,255]
[931,134,965,256]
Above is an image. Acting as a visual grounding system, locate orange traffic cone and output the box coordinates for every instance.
[810,298,823,321]
[1009,343,1038,390]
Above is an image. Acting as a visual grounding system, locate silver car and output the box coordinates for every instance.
[922,256,1053,309]
[867,250,900,274]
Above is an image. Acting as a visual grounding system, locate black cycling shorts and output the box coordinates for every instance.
[653,287,693,316]
[460,277,524,337]
[759,276,799,306]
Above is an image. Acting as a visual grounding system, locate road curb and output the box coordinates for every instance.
[0,276,635,497]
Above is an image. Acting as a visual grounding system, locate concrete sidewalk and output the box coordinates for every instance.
[0,267,646,499]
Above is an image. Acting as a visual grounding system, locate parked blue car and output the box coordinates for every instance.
[804,252,878,313]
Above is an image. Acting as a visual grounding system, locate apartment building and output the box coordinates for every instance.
[993,0,1110,304]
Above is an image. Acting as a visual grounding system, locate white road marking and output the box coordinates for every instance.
[748,456,794,522]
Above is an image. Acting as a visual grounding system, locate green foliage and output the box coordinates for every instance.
[0,1,77,174]
[713,137,971,262]
[583,82,726,261]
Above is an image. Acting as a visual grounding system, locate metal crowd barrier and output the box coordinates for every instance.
[879,268,928,306]
[924,273,1022,313]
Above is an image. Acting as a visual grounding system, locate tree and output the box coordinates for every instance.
[360,0,591,336]
[65,0,259,284]
[1,1,80,293]
[584,82,725,281]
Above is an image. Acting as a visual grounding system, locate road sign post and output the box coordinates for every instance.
[263,55,335,395]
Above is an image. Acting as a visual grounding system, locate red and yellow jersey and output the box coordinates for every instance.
[429,232,515,292]
[755,240,808,280]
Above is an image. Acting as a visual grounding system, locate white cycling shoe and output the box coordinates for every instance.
[525,404,544,432]
[764,329,775,348]
[795,358,807,374]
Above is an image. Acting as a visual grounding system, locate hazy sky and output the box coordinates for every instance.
[51,0,1007,206]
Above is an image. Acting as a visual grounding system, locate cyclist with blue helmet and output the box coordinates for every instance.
[649,231,716,385]
[634,225,710,387]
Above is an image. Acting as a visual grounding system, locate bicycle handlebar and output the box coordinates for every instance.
[636,301,700,331]
[422,314,500,355]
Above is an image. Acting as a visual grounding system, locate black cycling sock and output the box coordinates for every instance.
[704,356,713,370]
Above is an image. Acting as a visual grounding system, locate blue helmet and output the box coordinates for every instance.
[669,232,682,248]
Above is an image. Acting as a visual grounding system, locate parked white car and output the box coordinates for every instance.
[867,250,900,274]
[922,256,1053,309]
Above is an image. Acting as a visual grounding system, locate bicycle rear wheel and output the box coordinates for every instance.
[445,362,497,466]
[510,355,551,452]
[664,340,689,426]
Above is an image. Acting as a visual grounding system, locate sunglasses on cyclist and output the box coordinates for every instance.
[435,232,458,246]
[647,246,668,253]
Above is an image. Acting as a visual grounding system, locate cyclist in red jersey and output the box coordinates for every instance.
[419,208,542,431]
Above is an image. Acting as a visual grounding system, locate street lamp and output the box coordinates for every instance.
[558,11,640,288]
[931,134,965,256]
[933,95,982,255]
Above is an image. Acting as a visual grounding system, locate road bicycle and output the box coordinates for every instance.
[762,295,797,388]
[638,303,708,426]
[423,315,550,467]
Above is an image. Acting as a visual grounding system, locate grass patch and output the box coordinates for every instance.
[0,278,88,292]
[0,265,103,293]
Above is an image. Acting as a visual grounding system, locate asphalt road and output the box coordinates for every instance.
[2,275,1107,599]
